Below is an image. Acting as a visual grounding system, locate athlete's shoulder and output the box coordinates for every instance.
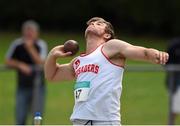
[71,57,79,67]
[106,39,128,45]
[103,39,129,49]
[102,39,132,59]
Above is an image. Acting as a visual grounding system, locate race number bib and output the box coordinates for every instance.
[74,81,90,102]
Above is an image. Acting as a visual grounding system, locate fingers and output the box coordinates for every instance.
[166,53,169,62]
[49,45,73,58]
[157,51,162,64]
[162,52,167,65]
[158,51,169,65]
[53,51,72,58]
[53,45,64,51]
[61,51,72,57]
[164,52,169,64]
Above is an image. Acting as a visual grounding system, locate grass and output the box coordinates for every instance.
[122,72,168,124]
[0,32,180,124]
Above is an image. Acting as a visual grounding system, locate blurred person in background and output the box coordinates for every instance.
[166,38,180,124]
[5,20,47,125]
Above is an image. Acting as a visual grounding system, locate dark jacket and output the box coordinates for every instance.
[166,37,180,93]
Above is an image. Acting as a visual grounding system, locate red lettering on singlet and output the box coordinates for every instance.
[95,66,99,74]
[75,64,99,76]
[87,64,91,72]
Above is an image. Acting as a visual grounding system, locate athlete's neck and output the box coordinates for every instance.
[86,35,105,54]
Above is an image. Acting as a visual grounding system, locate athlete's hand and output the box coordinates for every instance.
[156,51,169,65]
[49,45,72,59]
[149,49,169,65]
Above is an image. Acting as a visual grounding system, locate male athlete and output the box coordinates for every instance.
[44,17,169,125]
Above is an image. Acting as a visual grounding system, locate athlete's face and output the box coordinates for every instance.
[85,20,107,38]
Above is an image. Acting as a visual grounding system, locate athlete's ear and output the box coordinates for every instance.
[103,33,111,40]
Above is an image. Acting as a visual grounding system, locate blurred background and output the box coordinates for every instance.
[0,0,180,125]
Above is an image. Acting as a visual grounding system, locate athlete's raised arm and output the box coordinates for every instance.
[44,45,75,82]
[103,39,169,64]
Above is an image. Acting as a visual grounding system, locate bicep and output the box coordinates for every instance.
[104,39,149,61]
[52,63,75,81]
[122,45,148,61]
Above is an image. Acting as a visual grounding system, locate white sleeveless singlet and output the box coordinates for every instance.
[70,44,124,121]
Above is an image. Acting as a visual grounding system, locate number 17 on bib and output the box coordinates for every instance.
[74,81,90,102]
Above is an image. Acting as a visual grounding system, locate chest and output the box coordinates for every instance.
[16,44,40,63]
[74,57,101,77]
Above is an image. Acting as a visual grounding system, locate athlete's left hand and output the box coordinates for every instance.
[152,50,169,65]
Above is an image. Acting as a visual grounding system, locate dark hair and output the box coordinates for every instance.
[87,17,115,41]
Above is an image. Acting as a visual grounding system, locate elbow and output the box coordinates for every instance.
[5,59,9,64]
[44,63,59,82]
[44,69,53,81]
[45,72,56,82]
[44,71,57,82]
[45,76,59,83]
[5,59,11,66]
[45,74,54,82]
[44,69,53,82]
[4,59,14,69]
